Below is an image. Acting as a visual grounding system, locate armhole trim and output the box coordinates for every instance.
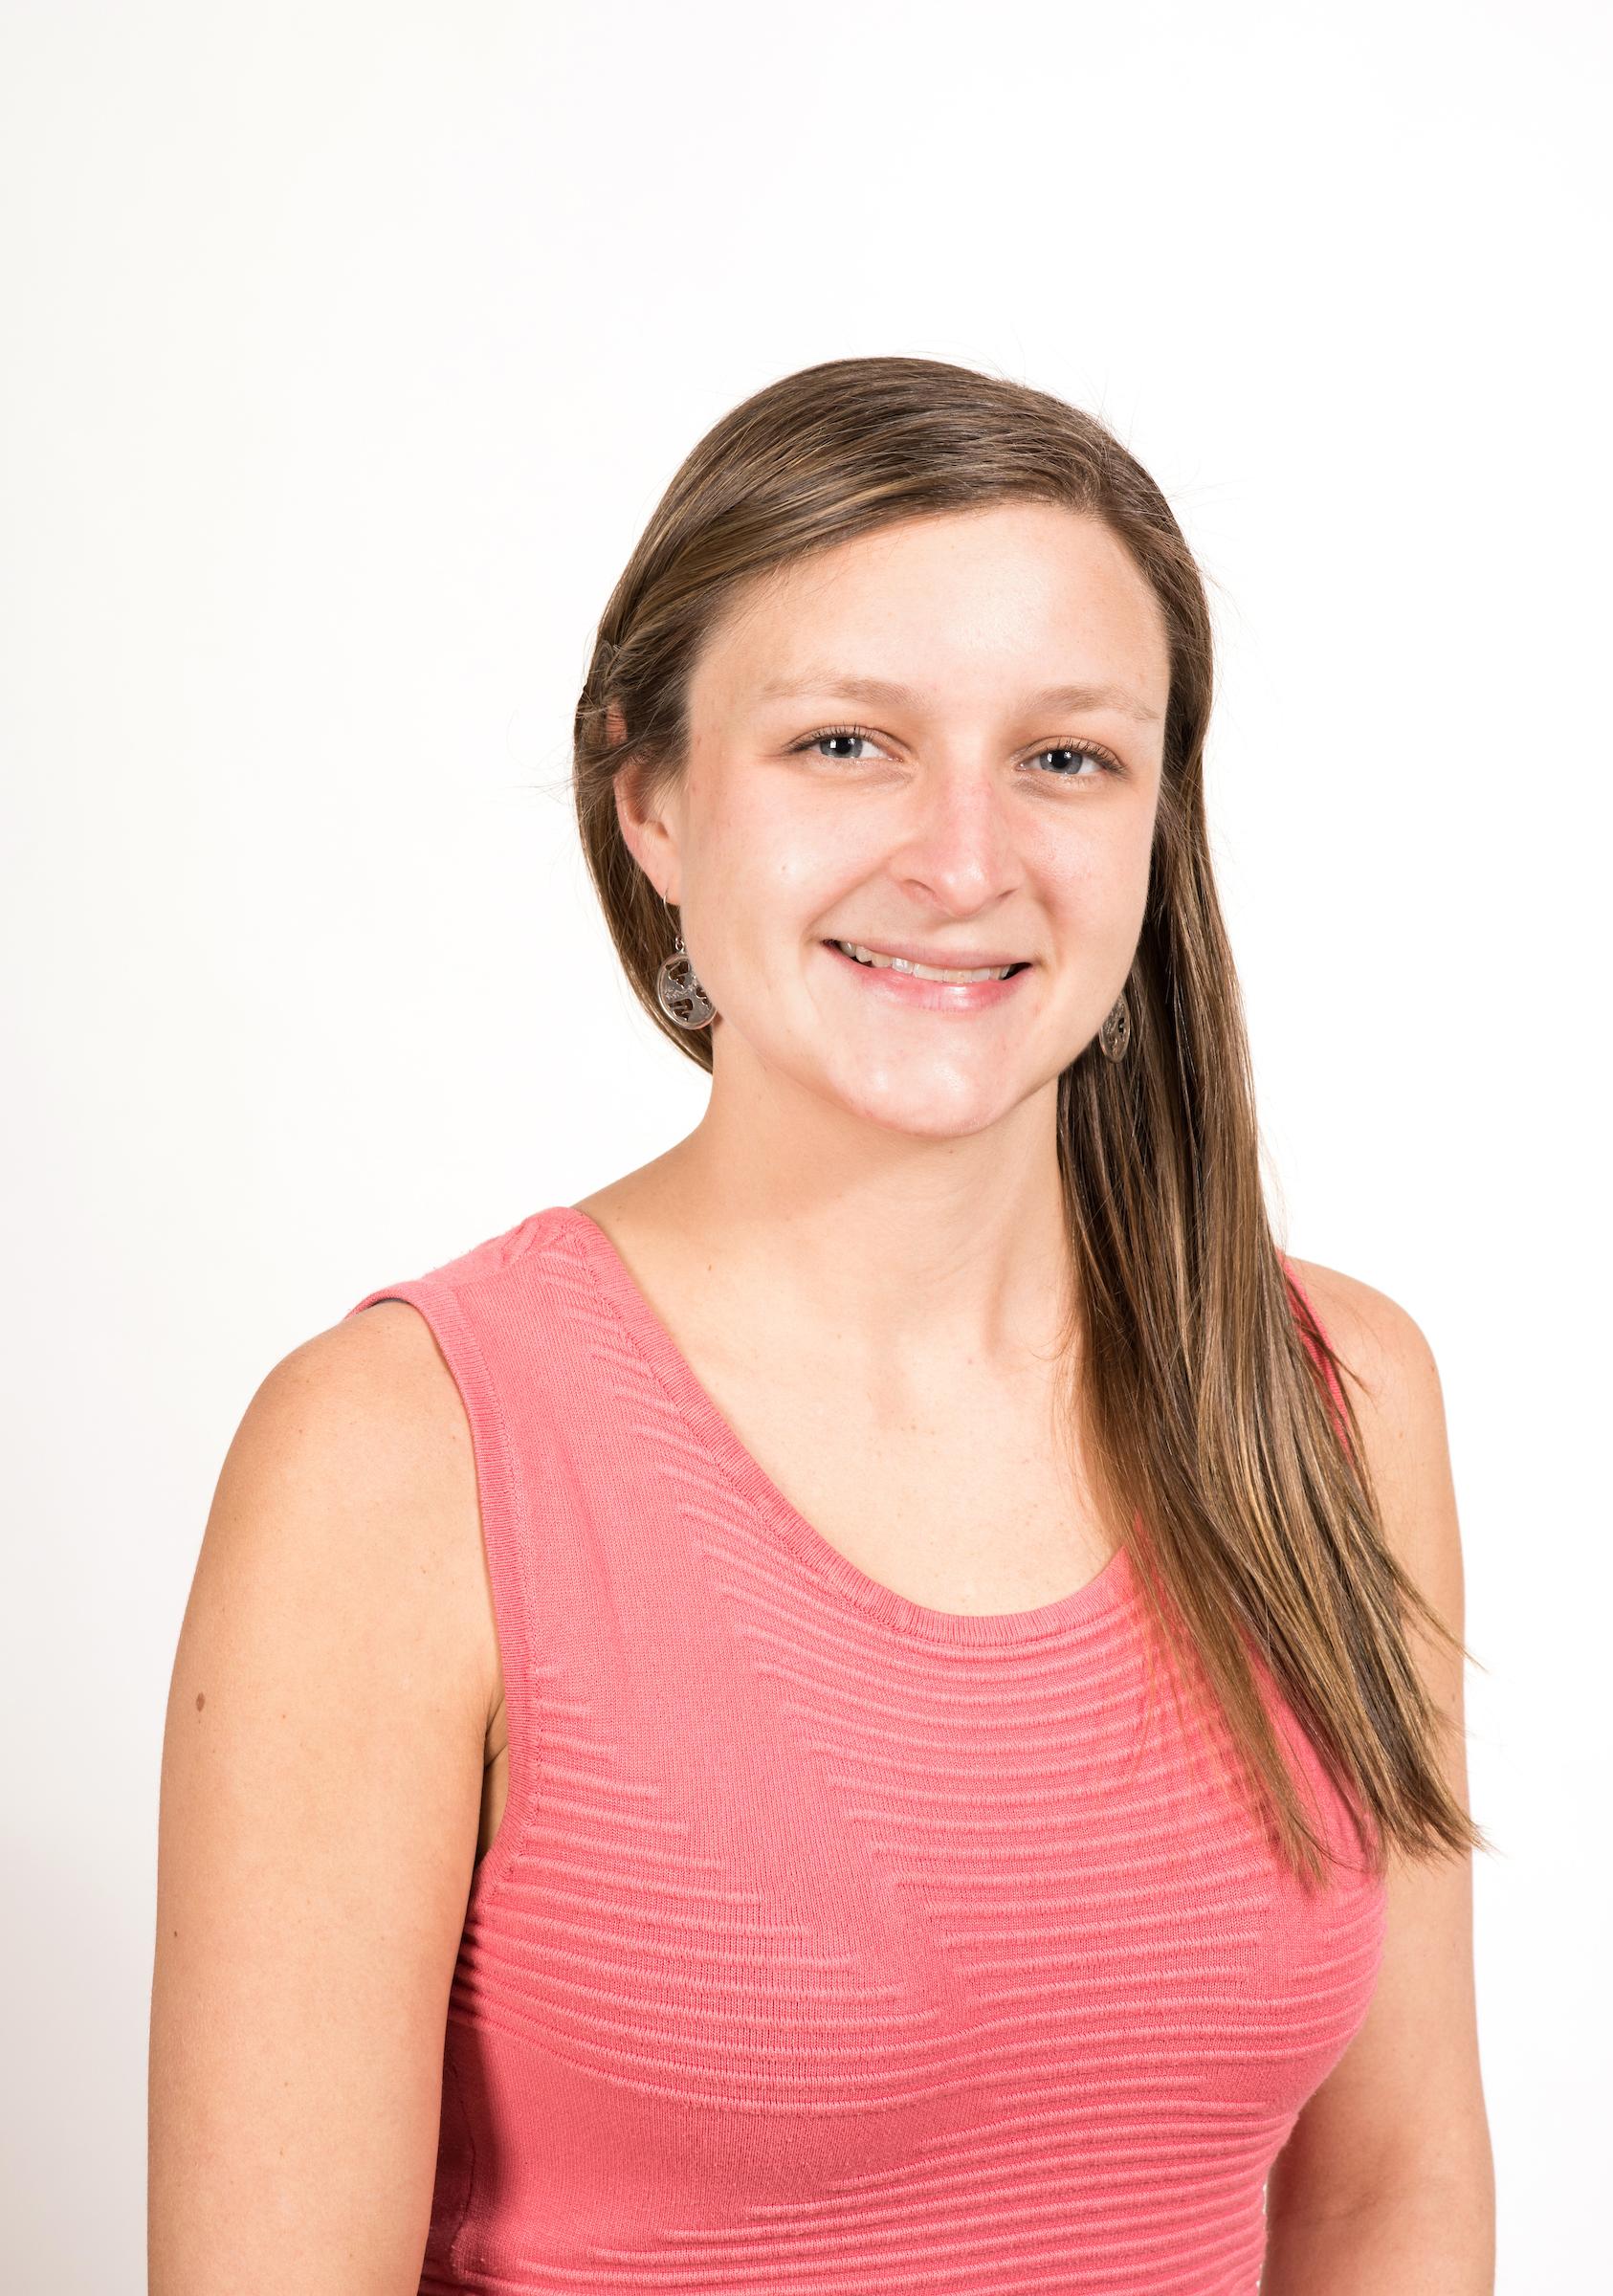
[343,1275,540,1927]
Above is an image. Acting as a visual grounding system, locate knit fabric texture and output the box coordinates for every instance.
[344,1205,1385,2294]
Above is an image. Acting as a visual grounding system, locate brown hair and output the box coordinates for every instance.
[570,353,1488,1889]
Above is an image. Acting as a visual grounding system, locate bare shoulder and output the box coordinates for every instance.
[1282,1256,1444,1419]
[150,1305,502,2283]
[190,1301,501,1744]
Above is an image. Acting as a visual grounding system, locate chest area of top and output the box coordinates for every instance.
[475,1539,1383,2163]
[487,1240,1390,2159]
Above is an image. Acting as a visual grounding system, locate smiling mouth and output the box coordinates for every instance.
[826,938,1030,984]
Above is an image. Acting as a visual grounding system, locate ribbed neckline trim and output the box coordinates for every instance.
[552,1203,1133,1649]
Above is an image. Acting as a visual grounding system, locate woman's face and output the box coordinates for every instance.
[618,498,1172,1141]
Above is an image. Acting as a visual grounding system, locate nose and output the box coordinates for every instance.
[883,753,1027,917]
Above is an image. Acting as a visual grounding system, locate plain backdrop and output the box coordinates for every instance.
[3,3,1607,2287]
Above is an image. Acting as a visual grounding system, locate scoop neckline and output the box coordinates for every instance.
[554,1203,1133,1648]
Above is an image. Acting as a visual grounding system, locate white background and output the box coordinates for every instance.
[3,3,1606,2286]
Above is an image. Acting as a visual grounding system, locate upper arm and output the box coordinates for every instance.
[149,1302,498,2294]
[1265,1262,1494,2226]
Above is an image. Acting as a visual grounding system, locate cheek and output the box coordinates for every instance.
[700,785,875,936]
[1029,812,1155,943]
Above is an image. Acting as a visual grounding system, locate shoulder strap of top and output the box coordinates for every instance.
[342,1208,560,1910]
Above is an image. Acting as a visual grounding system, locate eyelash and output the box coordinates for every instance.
[787,722,1124,780]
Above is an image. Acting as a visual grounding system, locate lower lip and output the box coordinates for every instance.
[820,939,1031,1012]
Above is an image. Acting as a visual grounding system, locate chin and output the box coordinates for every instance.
[828,1077,1023,1142]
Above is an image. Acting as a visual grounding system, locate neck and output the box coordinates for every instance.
[604,1061,1079,1378]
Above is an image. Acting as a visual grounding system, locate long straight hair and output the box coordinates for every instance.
[570,354,1487,1890]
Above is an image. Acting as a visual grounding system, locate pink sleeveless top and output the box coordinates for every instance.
[345,1206,1385,2295]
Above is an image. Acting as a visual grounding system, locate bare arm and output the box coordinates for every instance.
[1261,1264,1494,2293]
[149,1302,499,2295]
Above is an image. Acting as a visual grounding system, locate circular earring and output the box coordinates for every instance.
[1098,992,1132,1061]
[654,898,716,1030]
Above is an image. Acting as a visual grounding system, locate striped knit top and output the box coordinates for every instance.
[344,1204,1386,2296]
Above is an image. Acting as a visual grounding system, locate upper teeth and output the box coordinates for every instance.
[834,940,1018,983]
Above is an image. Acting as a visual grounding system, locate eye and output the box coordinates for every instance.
[1023,740,1123,781]
[788,723,888,762]
[785,725,1126,779]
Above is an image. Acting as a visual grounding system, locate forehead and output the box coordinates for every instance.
[693,501,1172,716]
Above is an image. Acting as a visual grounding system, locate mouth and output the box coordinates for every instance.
[825,938,1031,983]
[820,938,1032,1011]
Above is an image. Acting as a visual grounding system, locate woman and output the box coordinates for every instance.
[150,356,1494,2293]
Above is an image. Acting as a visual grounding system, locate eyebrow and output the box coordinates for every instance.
[754,672,1164,726]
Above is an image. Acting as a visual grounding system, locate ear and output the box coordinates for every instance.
[611,740,682,904]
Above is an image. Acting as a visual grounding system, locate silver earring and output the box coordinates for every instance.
[1098,992,1132,1061]
[654,899,716,1029]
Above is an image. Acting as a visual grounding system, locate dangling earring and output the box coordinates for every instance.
[1098,991,1131,1061]
[654,894,716,1029]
